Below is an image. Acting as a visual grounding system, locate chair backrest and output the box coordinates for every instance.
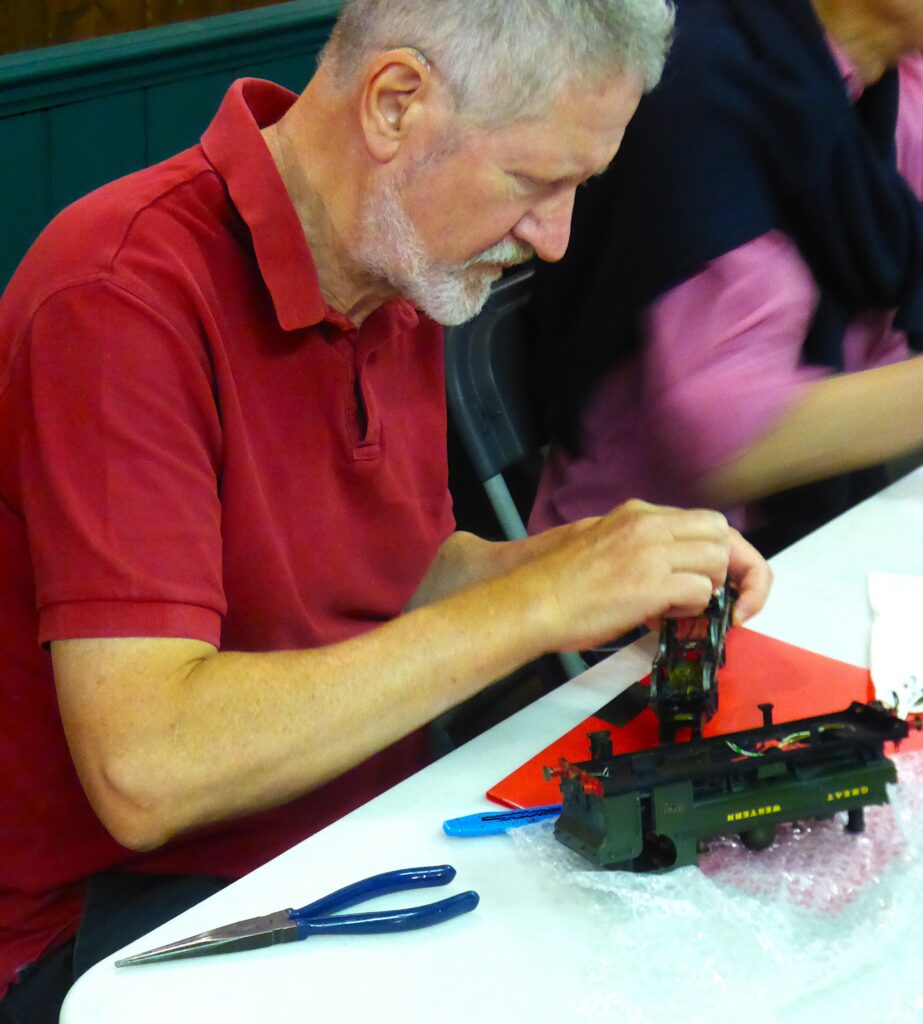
[443,266,542,541]
[444,266,586,678]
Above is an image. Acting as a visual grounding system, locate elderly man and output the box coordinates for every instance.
[0,1,769,1019]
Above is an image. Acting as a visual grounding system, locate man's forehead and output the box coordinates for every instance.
[477,72,643,179]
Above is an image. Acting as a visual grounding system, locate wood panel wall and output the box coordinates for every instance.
[0,0,295,55]
[0,0,341,289]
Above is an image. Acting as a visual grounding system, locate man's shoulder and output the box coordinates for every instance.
[0,145,240,389]
[4,144,230,320]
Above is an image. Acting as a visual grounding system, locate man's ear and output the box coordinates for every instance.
[360,50,432,162]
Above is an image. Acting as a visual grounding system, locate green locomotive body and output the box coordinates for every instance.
[551,702,908,871]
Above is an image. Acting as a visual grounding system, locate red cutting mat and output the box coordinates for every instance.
[488,627,923,809]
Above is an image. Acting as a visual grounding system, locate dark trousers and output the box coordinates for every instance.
[0,873,227,1024]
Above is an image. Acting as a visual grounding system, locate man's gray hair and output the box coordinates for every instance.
[322,0,674,127]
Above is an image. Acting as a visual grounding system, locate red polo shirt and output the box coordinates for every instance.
[0,79,454,996]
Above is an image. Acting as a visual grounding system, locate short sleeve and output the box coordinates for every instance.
[19,278,225,645]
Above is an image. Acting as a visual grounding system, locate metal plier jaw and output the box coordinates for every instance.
[116,911,298,966]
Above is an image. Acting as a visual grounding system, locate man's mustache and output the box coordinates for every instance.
[464,239,535,269]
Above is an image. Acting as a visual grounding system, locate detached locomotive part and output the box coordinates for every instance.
[548,702,914,871]
[649,579,736,744]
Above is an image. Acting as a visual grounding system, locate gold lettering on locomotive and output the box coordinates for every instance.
[726,803,782,823]
[826,785,870,803]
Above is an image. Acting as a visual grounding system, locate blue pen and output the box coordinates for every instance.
[443,804,562,837]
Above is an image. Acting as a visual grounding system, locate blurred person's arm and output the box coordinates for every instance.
[705,354,923,505]
[638,228,918,511]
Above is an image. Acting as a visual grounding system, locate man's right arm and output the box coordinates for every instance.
[52,501,768,853]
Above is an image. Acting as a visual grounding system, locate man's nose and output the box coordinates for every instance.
[512,190,576,263]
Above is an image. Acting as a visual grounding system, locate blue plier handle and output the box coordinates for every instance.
[115,865,478,966]
[289,864,477,937]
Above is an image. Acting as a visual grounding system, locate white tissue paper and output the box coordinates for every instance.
[869,572,923,717]
[509,750,923,1024]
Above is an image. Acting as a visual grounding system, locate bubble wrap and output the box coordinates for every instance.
[509,750,923,1024]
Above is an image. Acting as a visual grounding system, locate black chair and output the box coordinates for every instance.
[443,266,586,680]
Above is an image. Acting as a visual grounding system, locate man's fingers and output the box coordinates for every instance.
[666,539,731,590]
[728,530,773,624]
[656,571,720,620]
[629,503,730,541]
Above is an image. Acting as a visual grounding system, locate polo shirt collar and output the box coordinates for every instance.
[201,78,327,331]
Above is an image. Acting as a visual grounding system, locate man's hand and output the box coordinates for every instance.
[405,519,600,610]
[506,500,771,653]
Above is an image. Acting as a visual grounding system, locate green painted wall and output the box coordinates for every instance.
[0,0,342,291]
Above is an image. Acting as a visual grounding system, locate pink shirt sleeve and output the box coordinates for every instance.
[641,232,827,497]
[897,53,923,201]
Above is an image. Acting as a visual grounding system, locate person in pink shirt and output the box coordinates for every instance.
[529,0,923,555]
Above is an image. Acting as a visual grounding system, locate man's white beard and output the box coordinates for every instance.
[357,170,534,326]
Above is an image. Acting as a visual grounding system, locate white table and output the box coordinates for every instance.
[61,468,923,1024]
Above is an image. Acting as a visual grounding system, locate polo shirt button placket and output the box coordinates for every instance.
[347,330,381,461]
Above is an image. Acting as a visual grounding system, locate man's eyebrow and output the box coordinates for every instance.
[515,167,610,186]
[509,161,613,188]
